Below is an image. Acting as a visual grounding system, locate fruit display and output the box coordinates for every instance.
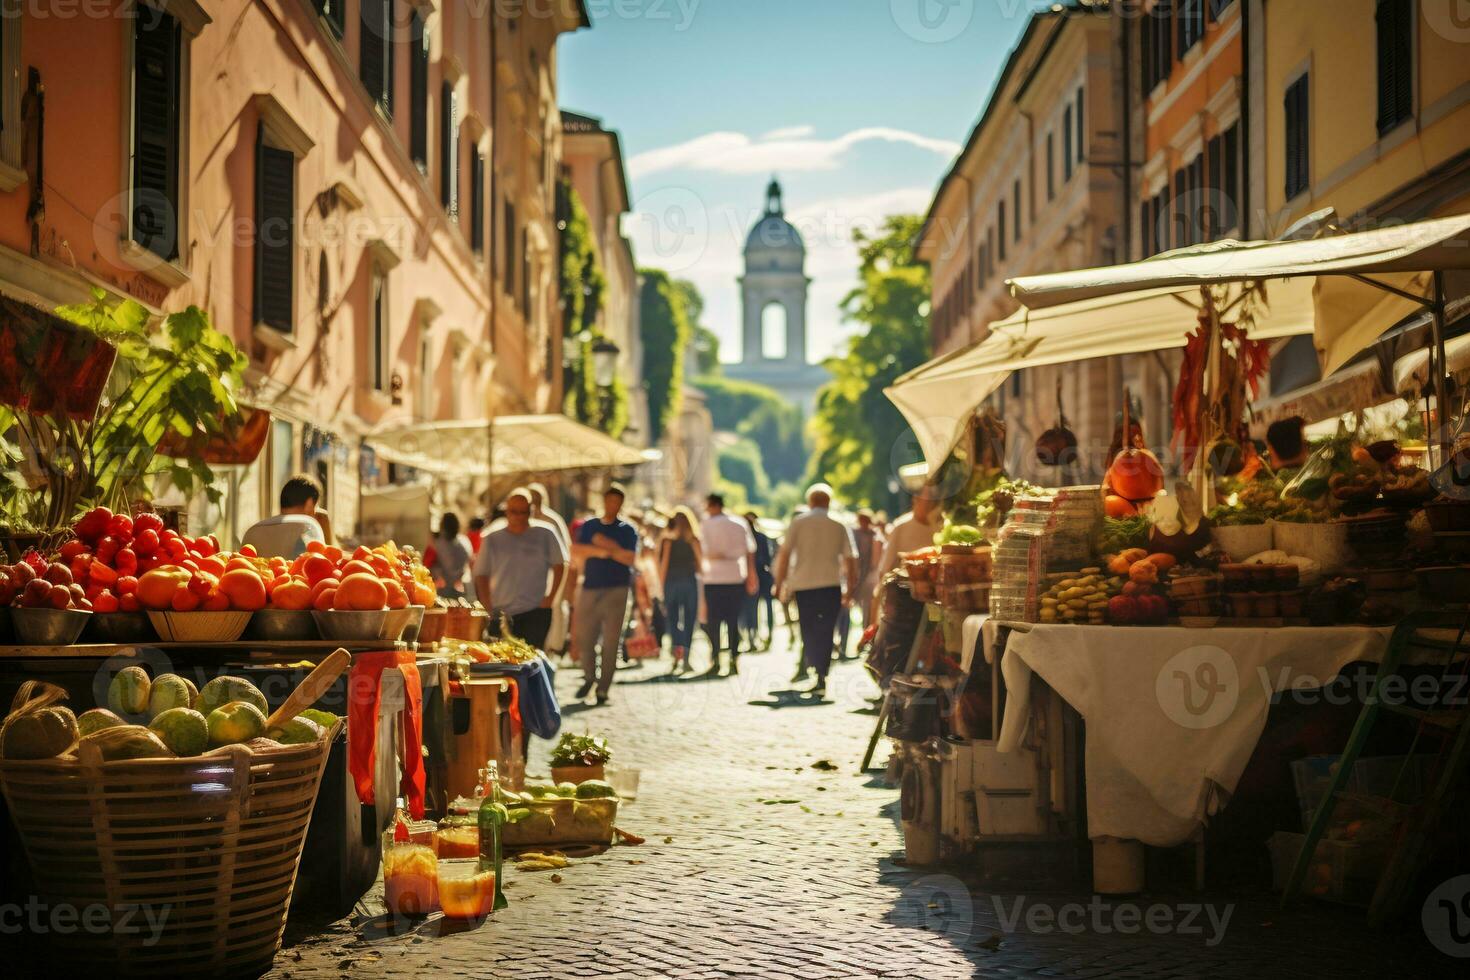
[1038,568,1116,625]
[454,630,539,666]
[0,669,341,762]
[1,555,94,611]
[1100,550,1176,625]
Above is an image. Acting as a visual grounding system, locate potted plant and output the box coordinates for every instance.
[548,733,611,785]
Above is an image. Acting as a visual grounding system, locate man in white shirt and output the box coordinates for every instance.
[241,475,325,559]
[699,493,757,677]
[774,484,859,697]
[526,482,573,654]
[871,492,942,624]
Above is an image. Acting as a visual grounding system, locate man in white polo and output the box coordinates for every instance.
[774,483,859,698]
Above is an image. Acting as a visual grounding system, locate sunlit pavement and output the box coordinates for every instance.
[268,629,1451,978]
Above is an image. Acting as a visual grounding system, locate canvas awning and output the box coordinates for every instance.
[887,279,1319,470]
[368,414,658,479]
[1009,213,1470,376]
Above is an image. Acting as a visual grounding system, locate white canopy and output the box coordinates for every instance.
[1009,213,1470,376]
[886,279,1319,470]
[368,414,658,479]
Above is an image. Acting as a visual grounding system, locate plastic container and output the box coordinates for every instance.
[1292,754,1428,833]
[1272,521,1352,575]
[607,767,641,801]
[499,796,619,847]
[1211,523,1274,561]
[1268,831,1388,905]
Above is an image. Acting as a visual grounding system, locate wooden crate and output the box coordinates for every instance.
[0,725,338,975]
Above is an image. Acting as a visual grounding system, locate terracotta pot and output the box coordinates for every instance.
[551,763,605,785]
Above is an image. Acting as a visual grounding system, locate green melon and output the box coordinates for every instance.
[149,707,209,756]
[197,676,267,718]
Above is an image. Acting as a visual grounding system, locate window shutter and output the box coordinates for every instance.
[1140,16,1153,94]
[1046,134,1055,199]
[132,14,181,261]
[1285,74,1310,199]
[440,82,458,216]
[1075,86,1085,163]
[1376,0,1412,135]
[998,204,1007,262]
[409,9,428,168]
[314,0,345,37]
[1013,179,1022,240]
[360,0,392,114]
[1223,123,1239,230]
[471,151,485,253]
[503,200,516,291]
[1140,199,1153,257]
[521,230,531,318]
[1062,106,1073,181]
[254,133,296,333]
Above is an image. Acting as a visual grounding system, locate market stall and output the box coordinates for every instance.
[876,213,1470,910]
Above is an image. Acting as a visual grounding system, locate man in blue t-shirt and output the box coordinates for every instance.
[570,484,639,704]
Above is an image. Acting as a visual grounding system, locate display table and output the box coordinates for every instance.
[980,620,1395,847]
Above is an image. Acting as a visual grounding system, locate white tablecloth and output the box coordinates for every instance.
[985,622,1393,847]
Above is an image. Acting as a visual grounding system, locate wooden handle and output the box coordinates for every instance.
[265,649,351,732]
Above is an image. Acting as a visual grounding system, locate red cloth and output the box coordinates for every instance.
[506,678,523,747]
[348,650,426,819]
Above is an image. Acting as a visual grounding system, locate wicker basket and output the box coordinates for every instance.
[0,725,338,975]
[146,609,253,643]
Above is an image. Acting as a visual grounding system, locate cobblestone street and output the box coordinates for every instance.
[269,632,1451,979]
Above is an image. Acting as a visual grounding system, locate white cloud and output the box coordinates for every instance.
[628,126,961,179]
[759,124,816,141]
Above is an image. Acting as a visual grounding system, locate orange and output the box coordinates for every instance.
[383,579,409,610]
[340,560,377,579]
[352,545,374,563]
[170,585,201,612]
[312,588,338,611]
[305,540,326,555]
[324,545,344,564]
[410,581,436,606]
[270,579,312,610]
[220,568,268,611]
[309,577,340,604]
[335,573,388,611]
[196,555,227,579]
[202,590,231,612]
[303,553,336,584]
[137,568,192,610]
[224,555,258,573]
[370,555,394,578]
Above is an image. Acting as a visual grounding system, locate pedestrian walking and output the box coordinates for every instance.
[527,482,574,656]
[570,485,639,705]
[741,511,775,652]
[774,484,858,698]
[427,512,475,599]
[842,509,883,656]
[659,507,703,673]
[699,493,757,677]
[472,489,568,648]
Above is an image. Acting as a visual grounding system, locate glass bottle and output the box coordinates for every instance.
[476,761,509,910]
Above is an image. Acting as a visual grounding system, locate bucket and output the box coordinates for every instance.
[1092,837,1146,894]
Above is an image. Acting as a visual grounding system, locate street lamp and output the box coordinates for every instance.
[591,339,621,389]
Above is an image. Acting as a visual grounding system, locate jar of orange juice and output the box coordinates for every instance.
[437,859,496,920]
[383,837,439,917]
[434,823,480,859]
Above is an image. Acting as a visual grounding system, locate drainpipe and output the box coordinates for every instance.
[1119,10,1133,259]
[950,172,977,347]
[1240,0,1251,237]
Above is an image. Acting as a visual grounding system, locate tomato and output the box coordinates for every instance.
[118,592,142,612]
[92,590,119,613]
[88,562,118,588]
[73,507,112,544]
[164,537,188,561]
[58,539,86,560]
[133,512,164,535]
[115,575,138,596]
[95,535,122,563]
[133,528,160,558]
[69,554,93,582]
[239,543,258,558]
[105,514,134,540]
[113,548,139,576]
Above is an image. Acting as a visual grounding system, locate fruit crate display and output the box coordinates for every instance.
[989,521,1044,623]
[0,722,341,975]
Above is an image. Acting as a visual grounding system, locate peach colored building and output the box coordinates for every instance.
[0,0,587,546]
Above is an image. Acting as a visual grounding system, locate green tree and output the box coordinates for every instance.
[716,436,772,505]
[692,374,808,486]
[638,268,692,443]
[808,214,932,513]
[673,278,722,374]
[557,178,626,436]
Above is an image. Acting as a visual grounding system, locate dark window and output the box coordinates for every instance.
[370,273,387,390]
[1046,133,1055,200]
[253,130,295,333]
[503,200,516,292]
[1270,334,1322,393]
[1285,73,1311,199]
[997,204,1007,262]
[360,0,393,115]
[1223,123,1239,228]
[1155,190,1169,249]
[409,9,429,171]
[1075,85,1085,163]
[313,0,345,38]
[986,228,995,277]
[1178,0,1204,55]
[1205,122,1241,237]
[975,243,984,292]
[1062,105,1073,182]
[1143,1,1174,93]
[1012,179,1022,241]
[440,81,458,216]
[1208,0,1235,20]
[521,229,531,318]
[1206,134,1223,239]
[979,244,987,290]
[132,13,182,262]
[1173,167,1188,246]
[1140,198,1154,257]
[1376,0,1413,135]
[471,150,485,254]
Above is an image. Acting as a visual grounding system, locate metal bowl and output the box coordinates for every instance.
[313,609,388,641]
[11,607,91,646]
[381,605,426,642]
[80,611,158,644]
[246,608,321,642]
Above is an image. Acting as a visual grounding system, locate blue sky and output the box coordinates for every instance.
[558,0,1038,364]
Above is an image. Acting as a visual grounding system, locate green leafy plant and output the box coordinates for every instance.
[1,290,247,529]
[557,178,628,437]
[549,732,612,768]
[639,268,693,443]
